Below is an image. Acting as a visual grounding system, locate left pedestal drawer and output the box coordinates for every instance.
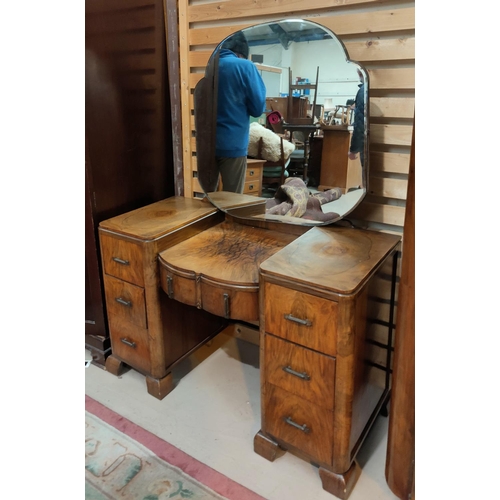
[103,275,147,330]
[107,315,152,374]
[100,233,144,286]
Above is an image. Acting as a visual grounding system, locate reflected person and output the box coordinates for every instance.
[348,69,365,168]
[215,32,266,193]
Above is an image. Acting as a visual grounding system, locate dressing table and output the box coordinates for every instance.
[98,19,402,499]
[100,198,399,497]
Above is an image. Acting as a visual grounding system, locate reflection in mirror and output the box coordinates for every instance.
[194,19,369,226]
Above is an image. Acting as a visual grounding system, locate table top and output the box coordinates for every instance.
[159,221,298,286]
[261,226,401,295]
[98,197,217,240]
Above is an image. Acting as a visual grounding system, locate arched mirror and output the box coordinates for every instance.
[194,19,368,226]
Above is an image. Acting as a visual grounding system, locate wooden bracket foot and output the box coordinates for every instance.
[253,430,286,462]
[105,355,127,376]
[146,372,174,400]
[319,461,361,499]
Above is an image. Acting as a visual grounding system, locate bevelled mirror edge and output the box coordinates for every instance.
[194,18,369,227]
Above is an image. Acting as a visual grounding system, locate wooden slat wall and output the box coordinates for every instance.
[177,0,415,231]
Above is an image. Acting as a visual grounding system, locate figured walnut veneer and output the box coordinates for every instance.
[99,197,227,399]
[158,221,297,322]
[256,225,401,498]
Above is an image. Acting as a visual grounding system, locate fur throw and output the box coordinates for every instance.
[247,122,295,162]
[265,177,342,222]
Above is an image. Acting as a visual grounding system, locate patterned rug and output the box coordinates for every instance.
[85,396,265,500]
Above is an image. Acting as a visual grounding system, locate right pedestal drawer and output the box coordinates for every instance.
[263,282,338,356]
[264,333,336,410]
[264,383,334,465]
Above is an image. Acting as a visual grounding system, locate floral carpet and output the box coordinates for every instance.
[85,396,265,500]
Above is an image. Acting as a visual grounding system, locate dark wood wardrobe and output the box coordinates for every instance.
[85,0,176,365]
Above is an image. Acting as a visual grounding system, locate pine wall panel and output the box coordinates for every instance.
[177,0,415,234]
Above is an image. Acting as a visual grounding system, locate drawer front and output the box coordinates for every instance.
[159,264,197,307]
[100,232,144,286]
[104,275,147,330]
[200,280,259,322]
[108,316,151,374]
[265,334,335,410]
[264,384,333,465]
[264,282,338,356]
[243,178,261,196]
[246,165,262,181]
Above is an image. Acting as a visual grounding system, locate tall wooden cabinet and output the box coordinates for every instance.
[85,0,175,365]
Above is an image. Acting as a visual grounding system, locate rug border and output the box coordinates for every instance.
[85,395,266,500]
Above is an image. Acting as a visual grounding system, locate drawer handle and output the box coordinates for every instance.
[249,170,255,176]
[120,338,136,348]
[284,314,312,327]
[167,276,174,299]
[115,297,132,307]
[282,365,310,381]
[112,257,129,266]
[284,416,310,434]
[223,293,230,319]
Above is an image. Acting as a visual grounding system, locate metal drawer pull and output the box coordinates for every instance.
[284,314,312,327]
[284,416,310,434]
[115,297,131,307]
[282,365,310,380]
[249,184,254,191]
[112,257,129,266]
[167,276,174,299]
[223,293,230,319]
[249,170,255,176]
[120,338,136,348]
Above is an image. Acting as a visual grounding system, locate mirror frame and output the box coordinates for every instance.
[194,18,369,227]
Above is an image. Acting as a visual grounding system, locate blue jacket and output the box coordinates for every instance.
[215,49,266,157]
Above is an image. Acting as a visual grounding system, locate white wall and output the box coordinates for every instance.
[249,38,362,108]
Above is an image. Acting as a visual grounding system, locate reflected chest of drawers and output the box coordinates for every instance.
[98,197,228,399]
[254,226,400,499]
[244,159,264,196]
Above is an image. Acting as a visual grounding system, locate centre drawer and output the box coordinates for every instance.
[159,259,260,322]
[264,334,335,410]
[264,282,338,356]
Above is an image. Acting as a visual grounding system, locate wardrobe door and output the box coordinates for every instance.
[385,121,415,499]
[85,0,175,365]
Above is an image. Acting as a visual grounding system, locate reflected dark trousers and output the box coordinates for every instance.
[216,156,247,194]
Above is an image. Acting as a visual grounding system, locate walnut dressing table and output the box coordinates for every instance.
[99,196,400,499]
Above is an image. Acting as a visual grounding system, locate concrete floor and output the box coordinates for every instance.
[85,327,399,500]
